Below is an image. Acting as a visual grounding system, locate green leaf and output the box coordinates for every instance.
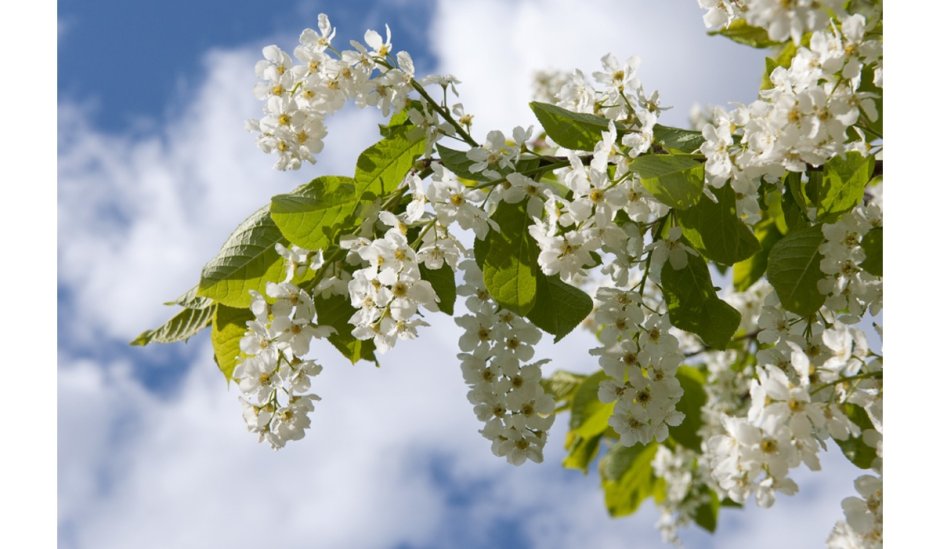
[316,292,377,364]
[436,144,480,180]
[733,217,784,291]
[630,154,704,210]
[721,497,744,508]
[569,371,615,440]
[601,442,660,517]
[355,125,425,196]
[525,273,594,342]
[529,101,611,151]
[562,370,611,473]
[197,206,289,308]
[481,201,539,315]
[692,489,722,533]
[671,366,708,450]
[836,403,878,470]
[812,153,875,219]
[563,433,603,473]
[677,184,760,265]
[379,108,412,137]
[708,19,783,48]
[661,254,741,349]
[272,129,423,252]
[861,227,883,277]
[211,305,254,381]
[419,263,457,315]
[473,237,490,270]
[131,303,216,346]
[542,369,587,411]
[166,285,211,308]
[270,176,363,251]
[766,225,826,317]
[653,125,705,154]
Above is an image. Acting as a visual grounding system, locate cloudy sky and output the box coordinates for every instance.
[56,1,871,547]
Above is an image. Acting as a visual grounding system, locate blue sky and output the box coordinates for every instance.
[57,1,866,548]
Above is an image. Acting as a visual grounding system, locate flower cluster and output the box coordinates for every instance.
[697,14,881,224]
[528,124,649,285]
[233,280,334,449]
[343,212,440,353]
[455,259,555,465]
[247,14,416,170]
[591,288,686,446]
[819,200,883,322]
[652,445,717,545]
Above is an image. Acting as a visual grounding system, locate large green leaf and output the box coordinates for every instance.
[563,433,603,473]
[678,184,760,265]
[808,152,875,219]
[316,293,377,364]
[708,19,783,48]
[569,371,615,440]
[630,154,704,209]
[671,366,708,450]
[273,127,423,250]
[419,263,457,315]
[836,403,878,470]
[766,225,826,317]
[131,303,216,346]
[525,273,594,342]
[541,369,587,412]
[661,254,741,349]
[861,227,883,277]
[563,370,614,473]
[197,206,289,308]
[529,101,611,151]
[355,125,425,196]
[653,125,705,154]
[733,216,784,291]
[270,176,362,251]
[211,305,254,381]
[601,442,661,517]
[481,201,539,315]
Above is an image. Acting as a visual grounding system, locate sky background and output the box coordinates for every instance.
[57,1,869,547]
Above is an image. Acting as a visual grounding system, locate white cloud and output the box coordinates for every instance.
[58,4,861,549]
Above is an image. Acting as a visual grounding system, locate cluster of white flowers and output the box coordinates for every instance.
[699,0,845,43]
[247,14,416,170]
[697,14,881,224]
[705,288,882,503]
[528,124,649,285]
[652,445,716,546]
[591,288,686,446]
[819,201,883,322]
[534,53,662,158]
[455,259,555,465]
[233,272,335,449]
[423,165,495,239]
[342,212,440,353]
